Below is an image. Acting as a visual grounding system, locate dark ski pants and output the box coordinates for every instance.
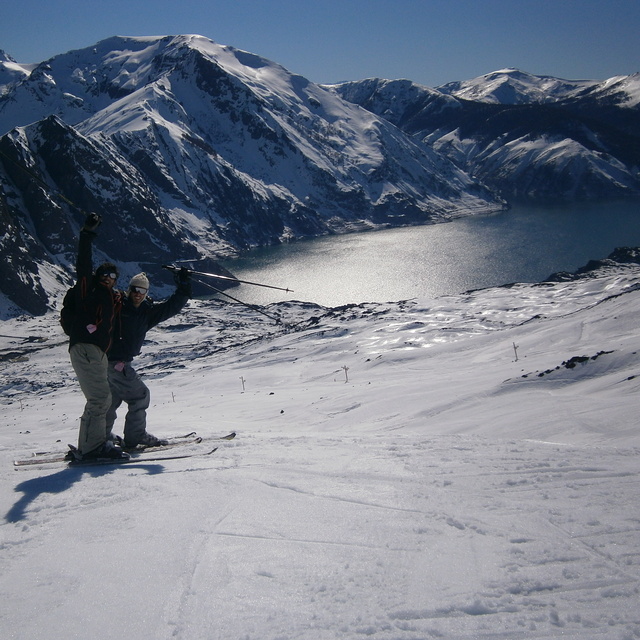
[70,343,111,455]
[106,361,150,446]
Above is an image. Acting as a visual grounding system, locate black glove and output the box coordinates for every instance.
[174,267,192,296]
[82,213,102,232]
[174,267,191,284]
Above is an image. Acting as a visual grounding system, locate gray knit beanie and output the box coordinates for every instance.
[129,272,150,290]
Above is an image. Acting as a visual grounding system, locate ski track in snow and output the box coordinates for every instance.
[1,265,640,639]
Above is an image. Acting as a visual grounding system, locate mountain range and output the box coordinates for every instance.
[334,68,640,202]
[0,36,639,315]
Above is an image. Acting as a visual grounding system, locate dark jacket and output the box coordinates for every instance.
[67,230,121,353]
[109,286,189,362]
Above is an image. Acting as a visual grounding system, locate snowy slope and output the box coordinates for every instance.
[1,257,639,639]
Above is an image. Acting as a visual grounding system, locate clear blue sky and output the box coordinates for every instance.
[2,0,639,87]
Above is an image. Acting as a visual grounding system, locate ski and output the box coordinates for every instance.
[66,446,219,467]
[14,431,235,468]
[125,431,235,452]
[15,434,201,466]
[28,431,199,458]
[14,444,218,469]
[215,431,237,441]
[123,436,203,453]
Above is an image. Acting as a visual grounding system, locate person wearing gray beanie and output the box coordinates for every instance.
[106,268,192,448]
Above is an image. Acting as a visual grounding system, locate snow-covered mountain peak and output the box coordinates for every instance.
[329,77,462,136]
[0,34,366,137]
[0,50,35,95]
[329,76,457,106]
[334,67,640,206]
[0,35,212,133]
[437,68,597,104]
[587,72,640,108]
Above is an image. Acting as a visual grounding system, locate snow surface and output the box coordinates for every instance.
[2,261,640,639]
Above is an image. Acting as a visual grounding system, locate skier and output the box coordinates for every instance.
[66,214,130,461]
[105,268,191,448]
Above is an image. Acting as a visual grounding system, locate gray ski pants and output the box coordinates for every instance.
[106,361,150,445]
[69,343,111,454]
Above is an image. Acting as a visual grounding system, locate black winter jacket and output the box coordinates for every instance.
[67,230,121,353]
[108,286,190,363]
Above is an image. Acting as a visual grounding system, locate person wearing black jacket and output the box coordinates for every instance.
[106,269,191,447]
[67,214,129,461]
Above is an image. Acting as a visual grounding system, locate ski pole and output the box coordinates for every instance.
[190,276,287,326]
[162,264,293,292]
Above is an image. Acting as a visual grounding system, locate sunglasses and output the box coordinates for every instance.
[130,286,148,295]
[98,272,118,280]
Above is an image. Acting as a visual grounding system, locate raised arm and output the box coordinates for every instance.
[76,213,102,284]
[146,268,192,329]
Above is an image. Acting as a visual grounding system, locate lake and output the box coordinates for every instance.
[219,200,640,307]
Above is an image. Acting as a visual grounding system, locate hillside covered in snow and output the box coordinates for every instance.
[1,252,639,639]
[333,68,640,203]
[0,35,501,315]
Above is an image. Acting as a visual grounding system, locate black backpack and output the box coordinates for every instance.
[60,286,76,336]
